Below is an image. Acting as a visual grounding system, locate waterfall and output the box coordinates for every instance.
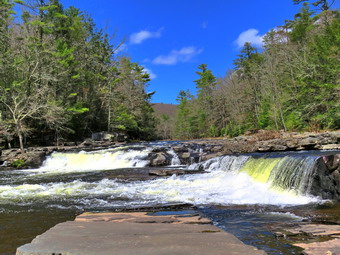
[167,149,182,166]
[33,145,322,196]
[268,156,318,194]
[39,146,152,172]
[190,154,319,196]
[189,155,250,172]
[0,145,325,208]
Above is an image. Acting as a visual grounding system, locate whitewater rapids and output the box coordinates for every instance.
[0,147,321,210]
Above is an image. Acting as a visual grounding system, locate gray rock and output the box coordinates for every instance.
[172,145,188,153]
[150,152,168,166]
[309,157,340,200]
[181,152,191,159]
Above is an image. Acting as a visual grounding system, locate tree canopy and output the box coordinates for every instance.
[172,0,339,139]
[0,0,156,149]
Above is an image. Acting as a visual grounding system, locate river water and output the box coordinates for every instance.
[0,144,338,254]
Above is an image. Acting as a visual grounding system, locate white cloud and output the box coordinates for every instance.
[152,46,203,65]
[143,67,157,80]
[130,29,162,44]
[235,29,264,48]
[201,21,208,29]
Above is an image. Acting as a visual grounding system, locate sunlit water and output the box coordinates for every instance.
[0,145,333,254]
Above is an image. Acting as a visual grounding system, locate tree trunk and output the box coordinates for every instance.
[18,130,24,152]
[16,121,24,152]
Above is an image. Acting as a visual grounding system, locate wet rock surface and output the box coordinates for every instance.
[269,202,340,255]
[309,156,340,200]
[16,211,267,255]
[274,223,340,255]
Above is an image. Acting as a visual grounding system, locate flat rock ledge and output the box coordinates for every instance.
[16,212,266,255]
[275,223,340,255]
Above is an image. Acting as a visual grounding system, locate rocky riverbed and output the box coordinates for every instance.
[1,132,340,255]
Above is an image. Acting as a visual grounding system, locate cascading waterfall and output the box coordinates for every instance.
[39,146,152,172]
[267,156,318,194]
[0,145,323,211]
[0,145,334,255]
[191,154,319,195]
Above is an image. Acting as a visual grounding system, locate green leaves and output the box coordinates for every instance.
[67,107,89,113]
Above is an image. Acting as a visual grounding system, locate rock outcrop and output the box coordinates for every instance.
[309,155,340,200]
[16,211,267,255]
[275,223,340,255]
[222,131,340,154]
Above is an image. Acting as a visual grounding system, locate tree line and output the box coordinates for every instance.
[0,0,156,149]
[173,0,339,139]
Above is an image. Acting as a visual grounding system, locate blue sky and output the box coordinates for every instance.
[60,0,338,104]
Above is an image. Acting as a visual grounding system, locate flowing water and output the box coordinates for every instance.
[0,144,337,254]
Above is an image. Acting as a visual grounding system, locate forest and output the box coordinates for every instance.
[0,0,156,149]
[0,0,339,147]
[168,0,339,139]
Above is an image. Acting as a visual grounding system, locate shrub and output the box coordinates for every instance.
[11,159,26,168]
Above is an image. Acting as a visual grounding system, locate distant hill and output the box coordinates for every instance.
[152,103,177,118]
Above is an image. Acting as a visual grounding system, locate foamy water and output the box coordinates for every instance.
[0,169,319,208]
[0,146,323,209]
[32,147,152,173]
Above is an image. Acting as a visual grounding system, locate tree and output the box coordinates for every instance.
[175,90,197,139]
[108,57,155,140]
[233,42,264,129]
[289,3,315,42]
[293,0,336,11]
[0,0,156,149]
[193,64,217,136]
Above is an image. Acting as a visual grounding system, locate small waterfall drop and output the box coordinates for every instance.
[189,153,320,196]
[167,149,181,166]
[268,156,318,194]
[2,144,327,208]
[40,147,152,172]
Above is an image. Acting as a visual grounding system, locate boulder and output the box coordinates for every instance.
[150,152,169,166]
[172,145,188,153]
[320,144,340,150]
[309,157,340,200]
[321,154,340,172]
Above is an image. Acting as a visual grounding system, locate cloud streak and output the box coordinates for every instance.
[235,29,264,48]
[130,29,162,44]
[152,46,203,65]
[143,67,157,80]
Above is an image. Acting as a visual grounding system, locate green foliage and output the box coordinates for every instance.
[289,3,315,42]
[208,125,219,137]
[11,159,25,168]
[174,3,339,138]
[174,64,217,139]
[67,107,89,113]
[293,0,335,11]
[0,0,156,147]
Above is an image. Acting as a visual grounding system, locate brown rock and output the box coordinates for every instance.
[294,239,340,255]
[17,211,266,255]
[150,152,168,166]
[321,144,340,150]
[181,152,191,159]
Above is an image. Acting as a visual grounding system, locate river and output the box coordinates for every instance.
[0,143,338,254]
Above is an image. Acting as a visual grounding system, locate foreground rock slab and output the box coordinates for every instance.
[16,212,266,255]
[294,239,340,255]
[275,223,340,255]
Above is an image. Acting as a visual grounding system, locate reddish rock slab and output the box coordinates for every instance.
[16,212,266,255]
[294,239,340,255]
